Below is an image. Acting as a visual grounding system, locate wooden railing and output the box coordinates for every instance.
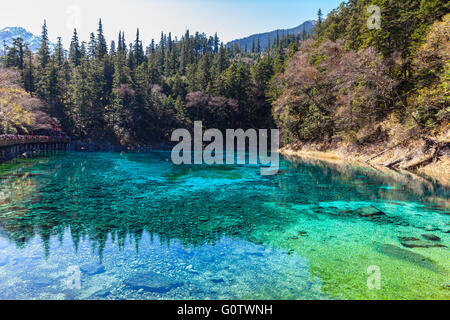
[0,135,71,148]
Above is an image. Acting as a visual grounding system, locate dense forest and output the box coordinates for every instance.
[0,0,449,149]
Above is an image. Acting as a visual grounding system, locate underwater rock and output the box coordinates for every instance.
[210,278,225,284]
[124,271,183,293]
[92,289,111,298]
[247,236,264,245]
[357,206,385,217]
[376,244,445,273]
[421,234,441,242]
[400,240,446,248]
[398,236,420,241]
[80,263,106,275]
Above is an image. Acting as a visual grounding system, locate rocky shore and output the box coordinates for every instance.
[280,132,450,187]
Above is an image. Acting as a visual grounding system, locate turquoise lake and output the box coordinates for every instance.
[0,151,448,300]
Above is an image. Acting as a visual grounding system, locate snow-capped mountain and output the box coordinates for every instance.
[0,27,55,54]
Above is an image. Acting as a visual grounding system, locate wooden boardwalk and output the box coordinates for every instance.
[0,135,71,161]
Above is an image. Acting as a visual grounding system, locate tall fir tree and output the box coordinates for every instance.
[23,48,34,93]
[88,33,97,59]
[54,37,64,66]
[69,29,82,66]
[4,37,25,69]
[134,28,145,66]
[37,20,50,69]
[96,19,108,58]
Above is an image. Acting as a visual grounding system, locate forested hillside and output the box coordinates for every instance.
[0,0,449,164]
[0,19,302,144]
[274,0,449,145]
[227,20,315,52]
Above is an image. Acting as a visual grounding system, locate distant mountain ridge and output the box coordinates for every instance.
[0,27,55,55]
[227,20,316,52]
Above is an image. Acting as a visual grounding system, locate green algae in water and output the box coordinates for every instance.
[0,151,448,300]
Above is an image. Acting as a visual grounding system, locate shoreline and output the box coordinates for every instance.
[2,137,448,188]
[0,139,175,164]
[279,146,450,188]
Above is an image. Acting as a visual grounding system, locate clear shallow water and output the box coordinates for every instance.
[0,152,448,300]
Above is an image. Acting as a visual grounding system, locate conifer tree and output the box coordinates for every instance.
[23,48,34,93]
[54,37,64,66]
[69,29,82,66]
[88,33,97,59]
[4,37,24,69]
[80,42,87,57]
[96,19,108,58]
[37,20,50,69]
[134,29,145,66]
[110,40,116,56]
[121,32,127,53]
[316,9,323,36]
[266,35,271,54]
[197,53,211,90]
[117,32,123,52]
[213,33,220,54]
[127,43,135,70]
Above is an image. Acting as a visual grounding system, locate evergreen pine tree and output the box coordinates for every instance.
[316,9,323,36]
[23,48,34,93]
[96,19,108,58]
[54,37,64,66]
[110,40,116,56]
[117,32,123,52]
[4,37,24,69]
[302,24,307,41]
[134,28,145,66]
[121,32,127,53]
[69,29,82,66]
[88,33,97,59]
[37,20,50,68]
[266,35,271,53]
[213,33,219,54]
[80,41,87,57]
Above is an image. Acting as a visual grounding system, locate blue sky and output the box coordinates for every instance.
[1,0,342,47]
